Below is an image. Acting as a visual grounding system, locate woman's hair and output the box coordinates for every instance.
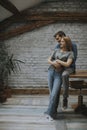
[62,36,72,51]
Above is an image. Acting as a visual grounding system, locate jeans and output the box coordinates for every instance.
[47,66,62,117]
[62,68,74,99]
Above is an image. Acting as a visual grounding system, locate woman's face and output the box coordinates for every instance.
[60,38,66,48]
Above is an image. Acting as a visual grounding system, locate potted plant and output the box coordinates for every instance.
[0,41,23,103]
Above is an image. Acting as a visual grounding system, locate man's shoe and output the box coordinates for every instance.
[63,98,68,109]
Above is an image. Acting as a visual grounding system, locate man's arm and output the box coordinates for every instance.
[55,43,60,49]
[72,42,78,62]
[56,58,73,67]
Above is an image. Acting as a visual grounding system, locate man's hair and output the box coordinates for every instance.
[54,31,66,38]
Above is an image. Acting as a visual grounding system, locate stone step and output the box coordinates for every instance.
[0,95,87,130]
[11,88,87,95]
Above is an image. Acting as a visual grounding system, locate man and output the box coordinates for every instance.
[53,31,77,109]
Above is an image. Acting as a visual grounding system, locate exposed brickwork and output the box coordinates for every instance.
[4,0,87,88]
[31,0,87,12]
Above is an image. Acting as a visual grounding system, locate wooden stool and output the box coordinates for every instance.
[70,80,87,114]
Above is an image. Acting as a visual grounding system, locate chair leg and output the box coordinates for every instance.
[78,89,83,106]
[74,88,87,113]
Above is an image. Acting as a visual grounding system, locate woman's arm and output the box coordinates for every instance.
[48,57,59,67]
[48,50,58,67]
[56,58,73,67]
[48,56,53,65]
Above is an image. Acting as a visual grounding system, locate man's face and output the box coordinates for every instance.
[55,35,62,43]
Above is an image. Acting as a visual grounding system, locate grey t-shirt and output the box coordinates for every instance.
[51,49,74,62]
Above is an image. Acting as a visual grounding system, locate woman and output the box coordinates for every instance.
[45,36,74,120]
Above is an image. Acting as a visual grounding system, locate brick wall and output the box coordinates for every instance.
[5,0,87,88]
[33,0,87,12]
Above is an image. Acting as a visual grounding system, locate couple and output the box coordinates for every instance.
[45,31,77,120]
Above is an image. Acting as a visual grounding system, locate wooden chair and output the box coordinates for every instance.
[69,70,87,114]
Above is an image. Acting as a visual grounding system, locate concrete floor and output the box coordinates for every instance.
[0,95,87,130]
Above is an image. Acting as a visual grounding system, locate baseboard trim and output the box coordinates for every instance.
[11,88,87,95]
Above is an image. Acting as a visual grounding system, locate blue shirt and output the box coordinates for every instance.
[55,42,78,70]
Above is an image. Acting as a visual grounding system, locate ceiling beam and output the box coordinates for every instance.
[0,11,87,31]
[0,20,55,40]
[24,11,87,22]
[0,0,20,15]
[0,11,87,40]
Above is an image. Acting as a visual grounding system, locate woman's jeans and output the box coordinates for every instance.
[47,67,62,117]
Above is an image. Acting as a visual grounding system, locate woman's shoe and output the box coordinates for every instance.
[46,115,54,121]
[44,111,57,120]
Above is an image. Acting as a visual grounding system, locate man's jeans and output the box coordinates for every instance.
[47,67,62,116]
[62,68,74,99]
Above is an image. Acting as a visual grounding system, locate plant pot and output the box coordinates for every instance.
[0,91,7,103]
[4,88,12,98]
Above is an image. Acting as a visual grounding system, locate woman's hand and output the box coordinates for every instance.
[52,61,59,68]
[48,57,58,68]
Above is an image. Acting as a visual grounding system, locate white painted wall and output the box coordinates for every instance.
[0,0,45,21]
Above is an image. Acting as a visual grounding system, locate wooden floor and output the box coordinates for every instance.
[0,95,87,130]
